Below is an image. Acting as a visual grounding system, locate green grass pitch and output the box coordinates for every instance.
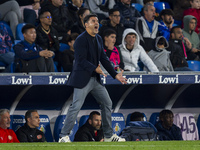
[1,141,200,150]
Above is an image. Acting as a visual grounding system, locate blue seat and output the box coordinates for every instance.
[111,113,125,135]
[59,43,70,52]
[132,3,143,12]
[0,21,14,41]
[53,115,78,142]
[10,115,25,132]
[154,2,165,13]
[38,115,54,142]
[197,114,200,139]
[163,2,171,9]
[149,112,160,126]
[187,60,200,71]
[126,113,147,126]
[79,115,89,128]
[16,23,26,40]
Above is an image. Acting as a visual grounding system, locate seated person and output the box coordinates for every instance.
[119,28,159,72]
[155,109,183,141]
[74,111,104,142]
[120,111,157,141]
[15,110,46,142]
[59,33,79,72]
[102,29,124,71]
[13,24,54,73]
[0,23,15,72]
[147,36,174,71]
[0,109,19,143]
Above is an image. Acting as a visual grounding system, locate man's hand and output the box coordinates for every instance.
[39,49,54,58]
[95,64,107,77]
[115,70,127,84]
[183,37,192,49]
[192,48,200,53]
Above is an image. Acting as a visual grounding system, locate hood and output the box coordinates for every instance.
[129,121,157,133]
[183,15,197,33]
[122,28,140,51]
[154,36,169,52]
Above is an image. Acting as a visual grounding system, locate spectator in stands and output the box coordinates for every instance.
[158,9,174,41]
[59,33,79,72]
[102,29,124,71]
[182,0,200,34]
[99,8,125,46]
[135,3,160,52]
[36,10,60,68]
[120,111,157,141]
[114,0,141,29]
[173,0,190,21]
[155,109,183,141]
[0,1,22,39]
[84,0,115,21]
[119,28,159,72]
[0,23,15,72]
[15,110,46,142]
[13,24,54,73]
[147,36,174,71]
[183,15,200,57]
[0,109,19,143]
[41,0,73,43]
[74,111,104,142]
[71,8,90,34]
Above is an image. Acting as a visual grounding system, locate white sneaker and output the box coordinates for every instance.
[104,134,126,142]
[58,135,71,143]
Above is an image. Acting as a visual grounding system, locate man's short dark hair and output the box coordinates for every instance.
[109,8,119,16]
[159,109,173,121]
[25,110,38,122]
[102,29,116,39]
[160,9,174,18]
[22,24,36,34]
[67,33,79,43]
[38,9,50,19]
[77,8,90,17]
[83,13,98,25]
[130,112,144,121]
[88,111,101,120]
[170,26,181,34]
[143,0,155,5]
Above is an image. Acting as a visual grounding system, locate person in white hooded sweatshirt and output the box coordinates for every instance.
[119,28,159,72]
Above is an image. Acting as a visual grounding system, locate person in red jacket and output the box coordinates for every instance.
[182,0,200,34]
[0,109,19,143]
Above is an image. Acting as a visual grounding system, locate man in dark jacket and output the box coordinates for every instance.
[15,110,46,142]
[74,111,104,142]
[155,109,183,141]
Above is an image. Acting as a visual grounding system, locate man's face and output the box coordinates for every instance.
[163,14,173,25]
[161,114,174,129]
[0,112,11,129]
[121,0,131,5]
[23,28,37,44]
[144,5,156,22]
[171,28,183,40]
[125,34,136,47]
[89,114,102,130]
[190,0,200,9]
[40,12,52,26]
[52,0,63,7]
[72,0,83,8]
[109,11,121,25]
[28,112,40,128]
[104,33,116,45]
[85,16,99,36]
[189,19,196,31]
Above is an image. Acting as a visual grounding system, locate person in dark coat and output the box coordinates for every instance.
[15,110,46,142]
[74,111,104,142]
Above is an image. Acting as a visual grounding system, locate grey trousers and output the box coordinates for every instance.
[60,77,113,138]
[0,1,22,38]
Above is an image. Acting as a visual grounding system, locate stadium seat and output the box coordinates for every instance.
[197,114,200,139]
[174,113,199,140]
[0,21,14,42]
[132,3,143,12]
[154,2,165,13]
[149,112,160,126]
[187,60,200,71]
[111,113,125,135]
[163,2,171,9]
[126,113,147,126]
[78,115,89,128]
[59,43,70,52]
[10,115,25,132]
[16,23,26,40]
[53,115,78,142]
[38,115,54,142]
[174,20,182,26]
